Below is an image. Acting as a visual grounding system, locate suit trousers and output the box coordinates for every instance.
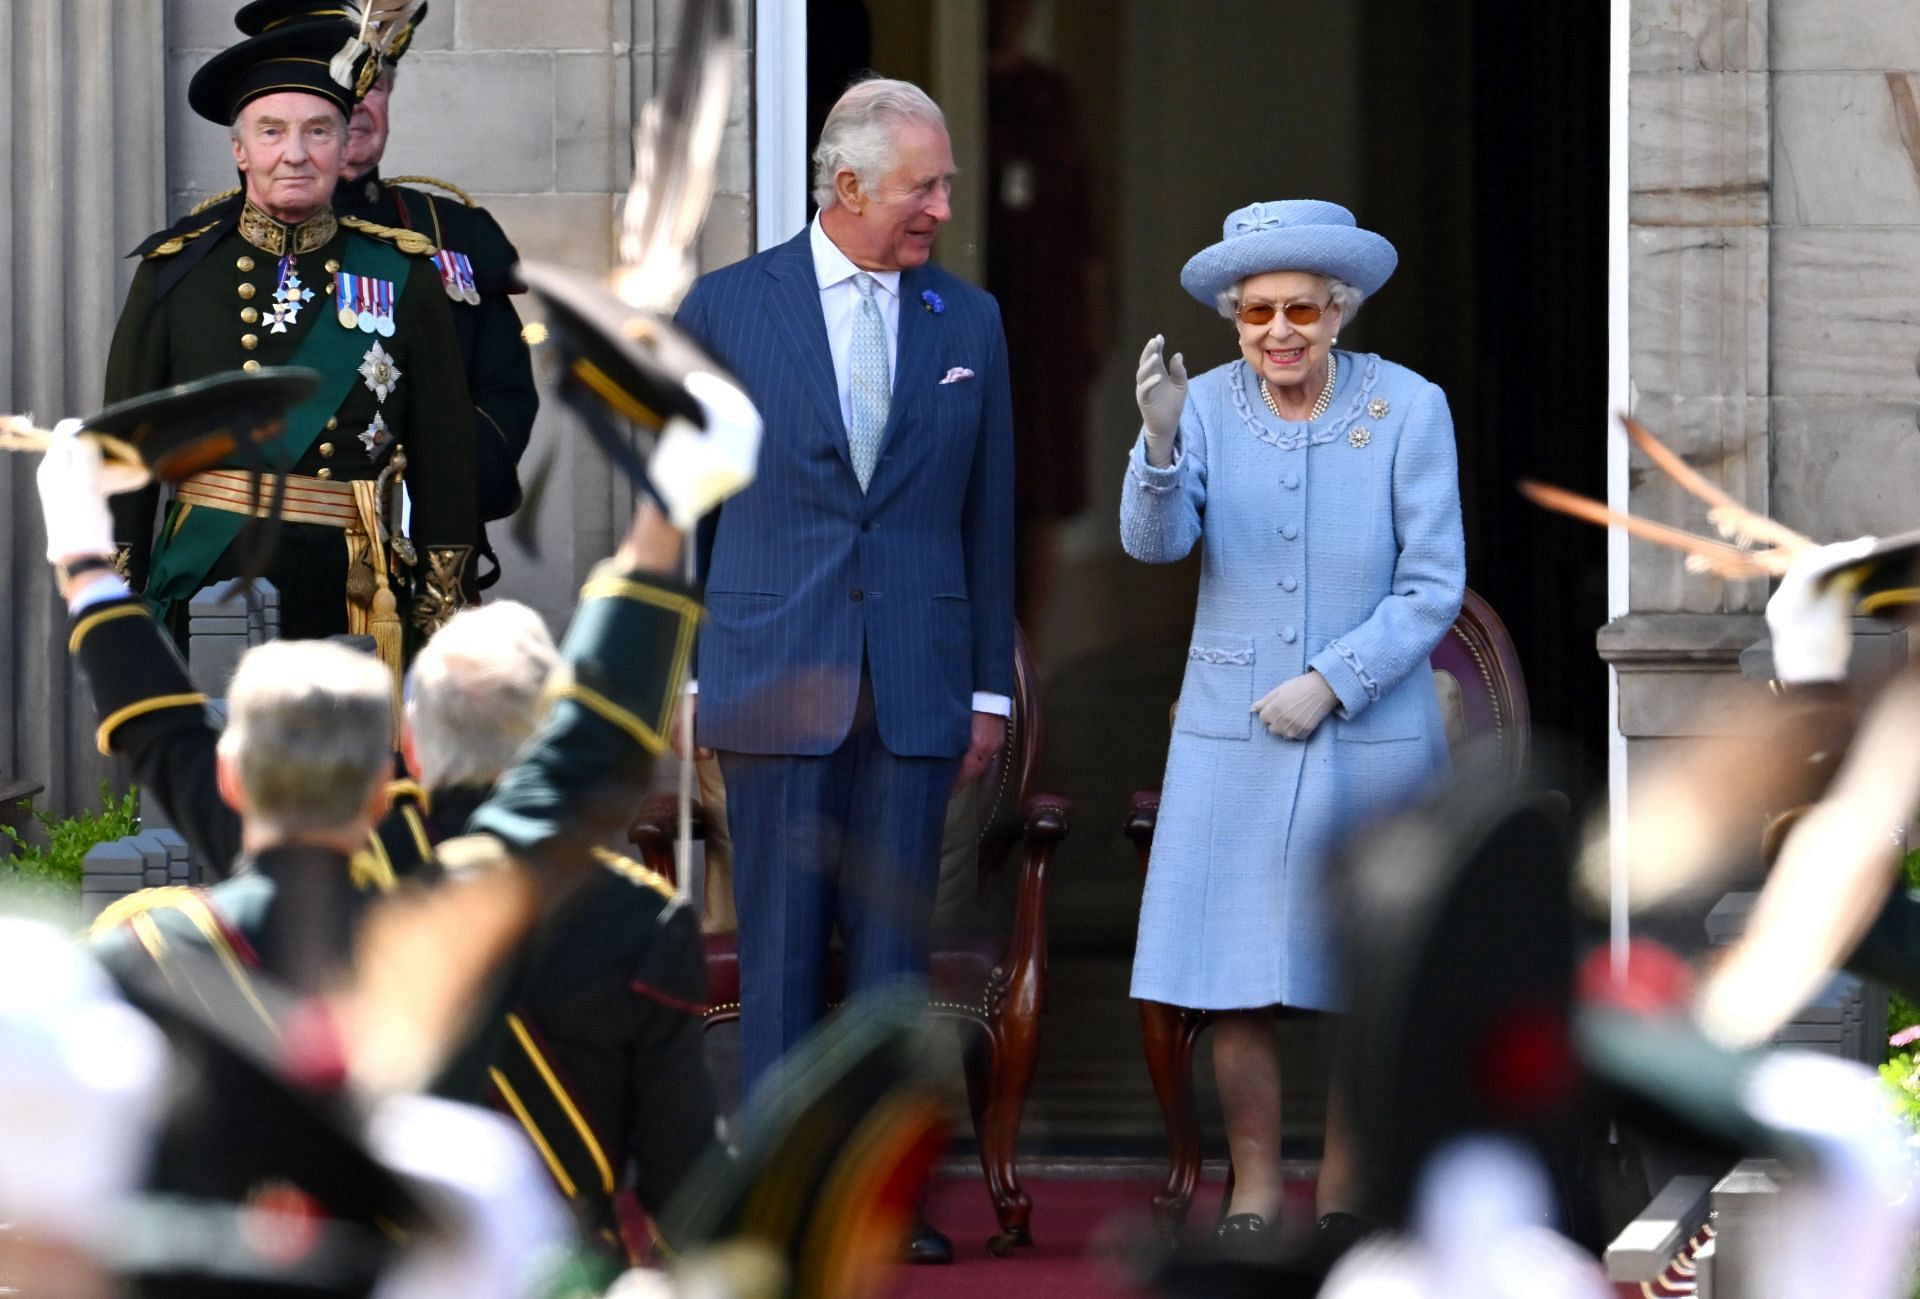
[718,676,960,1104]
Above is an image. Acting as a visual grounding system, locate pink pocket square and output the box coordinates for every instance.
[939,366,975,384]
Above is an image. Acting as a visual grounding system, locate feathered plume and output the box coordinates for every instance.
[613,0,736,312]
[0,414,52,453]
[1521,414,1812,579]
[329,0,424,89]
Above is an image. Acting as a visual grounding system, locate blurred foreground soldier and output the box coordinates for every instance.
[231,0,540,586]
[109,20,476,653]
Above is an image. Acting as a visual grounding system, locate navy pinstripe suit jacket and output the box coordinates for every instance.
[676,230,1015,758]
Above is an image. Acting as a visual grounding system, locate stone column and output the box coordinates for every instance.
[0,0,168,815]
[1603,0,1772,821]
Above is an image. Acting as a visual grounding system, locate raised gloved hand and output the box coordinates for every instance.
[36,419,147,564]
[1765,536,1879,684]
[1252,670,1338,740]
[1135,334,1188,467]
[648,368,764,530]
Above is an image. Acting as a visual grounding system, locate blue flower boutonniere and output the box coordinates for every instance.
[921,289,944,315]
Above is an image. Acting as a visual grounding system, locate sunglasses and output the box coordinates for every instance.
[1236,299,1332,328]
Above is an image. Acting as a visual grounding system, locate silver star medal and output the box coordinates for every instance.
[358,340,401,402]
[271,270,314,331]
[359,410,393,459]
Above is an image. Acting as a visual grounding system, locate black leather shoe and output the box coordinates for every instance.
[1312,1211,1372,1265]
[905,1217,954,1265]
[1214,1212,1269,1239]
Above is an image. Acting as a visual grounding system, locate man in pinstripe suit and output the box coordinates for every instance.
[674,77,1016,1131]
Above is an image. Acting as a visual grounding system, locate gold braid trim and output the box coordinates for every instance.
[410,546,470,636]
[546,669,667,755]
[579,571,704,622]
[189,186,242,216]
[490,1067,579,1198]
[96,693,209,756]
[506,1013,616,1193]
[590,845,676,901]
[387,777,431,810]
[388,175,476,208]
[144,219,222,259]
[341,215,438,256]
[69,603,148,654]
[353,843,399,893]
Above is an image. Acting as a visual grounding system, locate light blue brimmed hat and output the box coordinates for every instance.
[1179,199,1398,307]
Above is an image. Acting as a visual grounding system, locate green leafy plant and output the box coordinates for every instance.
[1,782,140,897]
[1890,849,1920,1047]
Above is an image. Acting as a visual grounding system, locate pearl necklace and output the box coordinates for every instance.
[1260,353,1337,422]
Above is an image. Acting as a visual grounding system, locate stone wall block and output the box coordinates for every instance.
[163,53,241,206]
[1772,0,1920,72]
[458,0,615,51]
[1773,72,1920,225]
[1630,71,1768,226]
[1628,225,1769,400]
[383,54,556,193]
[480,193,620,274]
[1772,227,1920,395]
[1625,394,1769,613]
[556,53,633,194]
[697,192,753,272]
[1630,0,1766,73]
[1771,397,1920,539]
[167,0,237,53]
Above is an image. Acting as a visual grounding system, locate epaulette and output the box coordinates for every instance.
[386,174,476,207]
[189,186,243,217]
[590,845,677,902]
[340,215,438,257]
[139,218,223,260]
[90,885,198,939]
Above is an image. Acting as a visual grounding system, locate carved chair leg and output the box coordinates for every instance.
[1140,998,1207,1231]
[974,1010,1038,1251]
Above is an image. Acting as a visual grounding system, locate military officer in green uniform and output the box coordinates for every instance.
[230,1,539,588]
[108,22,476,650]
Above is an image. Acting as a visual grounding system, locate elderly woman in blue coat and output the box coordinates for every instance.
[1124,200,1465,1241]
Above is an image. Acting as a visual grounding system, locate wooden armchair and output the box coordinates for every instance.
[629,627,1069,1255]
[1125,588,1529,1228]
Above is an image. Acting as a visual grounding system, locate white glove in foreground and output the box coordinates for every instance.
[37,419,146,564]
[1253,670,1338,740]
[648,369,764,530]
[1765,536,1878,684]
[1135,334,1188,468]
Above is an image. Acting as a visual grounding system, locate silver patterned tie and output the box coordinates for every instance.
[848,272,890,492]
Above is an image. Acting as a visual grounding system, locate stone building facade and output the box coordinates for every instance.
[6,0,1919,852]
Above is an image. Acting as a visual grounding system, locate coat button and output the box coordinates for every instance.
[241,333,259,350]
[236,256,254,272]
[1283,473,1300,490]
[1281,575,1298,592]
[1280,626,1298,644]
[241,307,259,324]
[318,442,335,458]
[242,359,260,372]
[850,589,864,602]
[238,283,256,300]
[1281,523,1299,540]
[315,467,333,479]
[325,259,341,273]
[326,417,339,431]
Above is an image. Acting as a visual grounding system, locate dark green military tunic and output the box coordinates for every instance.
[334,169,539,538]
[106,201,477,640]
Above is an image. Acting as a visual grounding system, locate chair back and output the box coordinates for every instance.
[972,625,1042,877]
[1429,587,1530,780]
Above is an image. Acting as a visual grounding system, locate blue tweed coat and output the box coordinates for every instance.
[1122,351,1465,1011]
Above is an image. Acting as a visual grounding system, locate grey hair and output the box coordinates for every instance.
[810,77,947,210]
[404,601,558,792]
[1216,275,1365,328]
[216,640,394,836]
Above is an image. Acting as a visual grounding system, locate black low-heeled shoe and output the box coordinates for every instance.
[1215,1212,1269,1239]
[1312,1210,1373,1264]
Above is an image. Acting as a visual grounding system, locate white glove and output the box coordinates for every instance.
[1135,334,1188,467]
[36,419,146,564]
[1253,670,1338,740]
[648,369,764,530]
[1766,537,1878,684]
